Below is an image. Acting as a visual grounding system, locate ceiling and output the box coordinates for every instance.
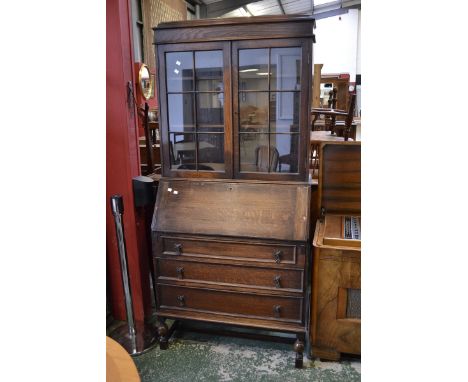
[189,0,360,19]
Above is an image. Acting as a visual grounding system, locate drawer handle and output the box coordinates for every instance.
[174,243,183,255]
[273,305,281,318]
[273,250,283,264]
[177,295,185,307]
[274,275,281,288]
[176,266,184,279]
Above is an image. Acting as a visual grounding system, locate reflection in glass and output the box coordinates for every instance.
[168,93,194,132]
[239,92,269,132]
[197,93,224,131]
[198,134,224,171]
[270,47,301,91]
[270,92,300,133]
[195,51,223,92]
[240,133,274,172]
[271,134,299,173]
[166,52,193,92]
[239,49,269,91]
[169,133,196,169]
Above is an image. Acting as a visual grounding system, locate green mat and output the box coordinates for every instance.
[132,329,360,382]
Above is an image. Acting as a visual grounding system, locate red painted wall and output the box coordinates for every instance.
[106,0,152,321]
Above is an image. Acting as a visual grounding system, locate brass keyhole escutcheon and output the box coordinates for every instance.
[273,305,281,318]
[273,250,282,264]
[274,275,281,288]
[176,267,184,279]
[177,295,185,307]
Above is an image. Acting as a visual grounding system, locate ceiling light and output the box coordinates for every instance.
[240,68,259,73]
[256,72,270,76]
[314,0,336,5]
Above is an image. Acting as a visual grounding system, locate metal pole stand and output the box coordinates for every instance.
[109,195,157,355]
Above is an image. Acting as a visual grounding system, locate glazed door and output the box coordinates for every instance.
[232,39,311,181]
[158,42,232,178]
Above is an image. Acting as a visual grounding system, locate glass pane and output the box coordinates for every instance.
[240,133,271,172]
[166,51,193,92]
[168,94,194,132]
[239,92,268,132]
[271,134,299,173]
[270,92,300,133]
[195,51,223,91]
[198,134,224,172]
[270,47,301,91]
[239,49,269,91]
[169,133,196,170]
[197,93,224,132]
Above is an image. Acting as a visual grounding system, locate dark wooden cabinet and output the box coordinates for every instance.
[152,15,315,368]
[155,15,314,181]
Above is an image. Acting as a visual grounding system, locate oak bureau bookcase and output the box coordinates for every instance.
[151,15,315,368]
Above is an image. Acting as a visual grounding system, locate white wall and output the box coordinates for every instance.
[356,9,361,76]
[314,9,361,81]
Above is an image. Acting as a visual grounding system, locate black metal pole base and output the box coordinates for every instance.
[109,321,158,356]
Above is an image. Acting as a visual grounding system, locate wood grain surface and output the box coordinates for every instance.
[154,15,315,44]
[156,234,305,266]
[318,143,361,215]
[311,141,361,360]
[310,243,361,357]
[155,257,304,292]
[157,284,303,323]
[152,180,311,241]
[106,337,140,382]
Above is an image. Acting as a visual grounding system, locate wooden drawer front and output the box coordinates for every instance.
[156,258,303,291]
[160,236,302,266]
[157,284,303,323]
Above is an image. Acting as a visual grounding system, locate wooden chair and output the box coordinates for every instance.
[325,88,338,131]
[309,94,357,178]
[255,145,279,172]
[312,88,337,132]
[331,94,356,141]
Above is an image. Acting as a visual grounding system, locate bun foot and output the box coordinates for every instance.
[295,353,303,368]
[157,322,169,350]
[293,339,304,369]
[159,339,168,350]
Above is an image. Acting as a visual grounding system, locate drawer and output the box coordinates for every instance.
[158,235,304,266]
[155,258,304,292]
[157,284,303,323]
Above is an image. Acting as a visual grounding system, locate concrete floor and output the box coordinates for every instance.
[115,322,361,382]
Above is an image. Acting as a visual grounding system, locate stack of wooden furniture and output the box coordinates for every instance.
[311,142,361,360]
[310,93,358,179]
[151,15,316,368]
[320,73,350,112]
[311,94,357,141]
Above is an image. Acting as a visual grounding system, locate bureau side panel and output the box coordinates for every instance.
[311,247,361,356]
